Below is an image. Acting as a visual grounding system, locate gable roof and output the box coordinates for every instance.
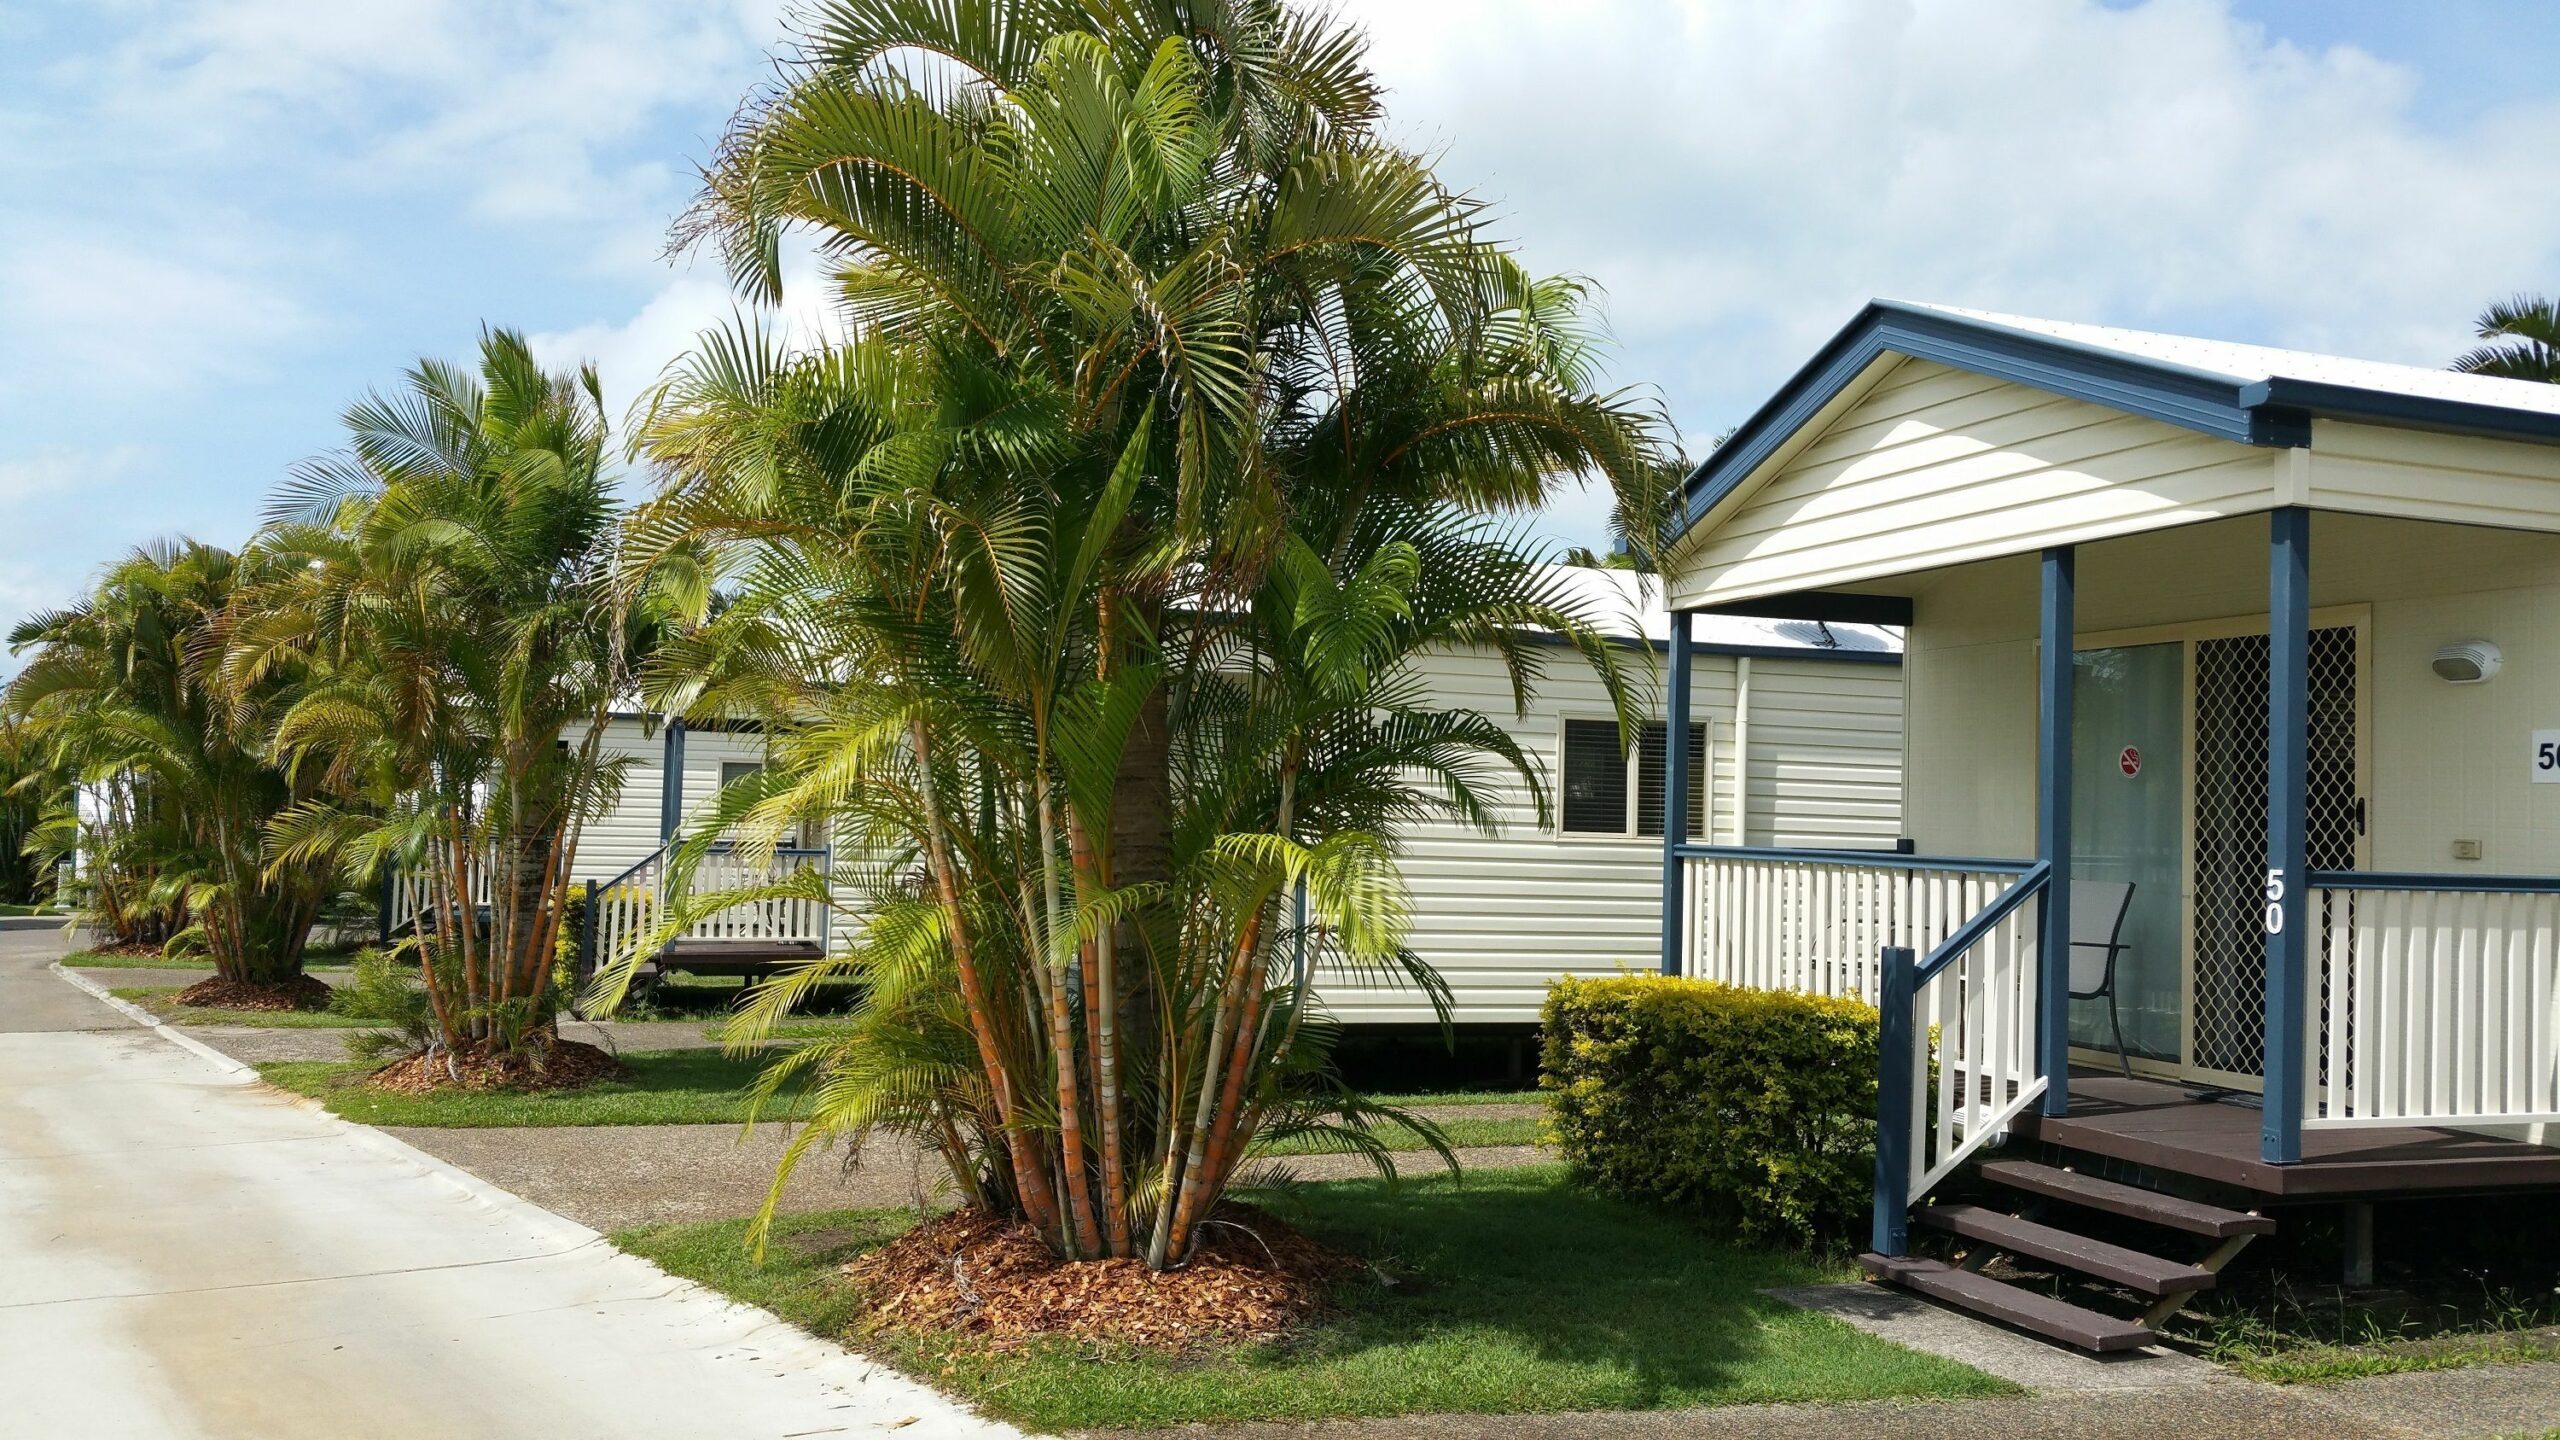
[1677,301,2560,539]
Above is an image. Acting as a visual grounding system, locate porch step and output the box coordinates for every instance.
[1916,1203,2217,1296]
[1859,1253,2157,1352]
[1977,1159,2276,1239]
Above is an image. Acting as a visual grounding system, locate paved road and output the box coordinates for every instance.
[0,922,1018,1439]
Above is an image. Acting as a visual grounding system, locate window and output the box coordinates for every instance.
[1561,720,1627,834]
[1561,718,1707,836]
[719,761,762,791]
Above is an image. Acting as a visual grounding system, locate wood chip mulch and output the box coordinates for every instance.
[845,1204,1358,1349]
[173,974,337,1012]
[366,1037,627,1095]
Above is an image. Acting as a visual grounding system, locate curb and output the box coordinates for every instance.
[51,962,259,1079]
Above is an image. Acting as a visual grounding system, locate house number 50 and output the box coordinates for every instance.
[2262,869,2286,936]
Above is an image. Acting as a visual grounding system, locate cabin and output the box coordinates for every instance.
[407,568,1907,1025]
[1657,301,2560,1352]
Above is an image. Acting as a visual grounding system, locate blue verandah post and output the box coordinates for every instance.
[1659,609,1694,977]
[2262,507,2311,1164]
[2038,546,2075,1116]
[574,878,599,1016]
[1872,944,1918,1254]
[375,868,394,946]
[659,717,686,844]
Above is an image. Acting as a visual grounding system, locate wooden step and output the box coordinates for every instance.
[1917,1203,2216,1296]
[1977,1159,2275,1238]
[1861,1253,2157,1352]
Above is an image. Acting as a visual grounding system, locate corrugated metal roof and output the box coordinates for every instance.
[1907,303,2560,419]
[1540,563,1902,654]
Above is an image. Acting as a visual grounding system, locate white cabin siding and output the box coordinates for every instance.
[2307,420,2560,535]
[575,719,779,886]
[1317,643,1904,1025]
[1669,359,2281,608]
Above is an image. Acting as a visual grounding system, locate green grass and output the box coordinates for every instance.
[2232,1328,2560,1384]
[616,1166,2011,1432]
[1372,1087,1542,1108]
[112,988,381,1029]
[68,948,354,971]
[258,1048,773,1126]
[256,1047,1550,1154]
[1257,1111,1543,1157]
[0,902,51,916]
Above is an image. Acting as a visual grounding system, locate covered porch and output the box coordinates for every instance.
[1652,302,2560,1348]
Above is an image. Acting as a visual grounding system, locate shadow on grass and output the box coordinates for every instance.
[619,1165,2009,1432]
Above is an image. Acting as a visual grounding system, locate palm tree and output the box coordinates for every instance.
[612,0,1666,1267]
[7,542,336,986]
[234,330,660,1066]
[0,716,66,906]
[2454,294,2560,381]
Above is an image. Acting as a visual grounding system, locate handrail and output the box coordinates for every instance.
[1873,863,2053,1255]
[595,845,664,896]
[2308,869,2560,894]
[1671,842,2043,876]
[1914,861,2051,983]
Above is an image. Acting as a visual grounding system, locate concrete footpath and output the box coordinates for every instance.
[0,920,1021,1440]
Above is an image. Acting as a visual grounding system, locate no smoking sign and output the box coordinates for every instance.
[2119,746,2142,779]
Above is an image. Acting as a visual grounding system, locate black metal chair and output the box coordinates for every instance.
[2070,879,2138,1078]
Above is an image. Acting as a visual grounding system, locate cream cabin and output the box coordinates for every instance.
[1657,301,2560,1351]
[389,568,1907,1028]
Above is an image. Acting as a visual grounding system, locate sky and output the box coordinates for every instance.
[5,0,2560,653]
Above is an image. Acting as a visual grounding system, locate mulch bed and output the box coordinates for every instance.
[368,1037,627,1094]
[173,974,337,1012]
[846,1204,1357,1348]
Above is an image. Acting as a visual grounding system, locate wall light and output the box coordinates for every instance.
[2432,640,2502,684]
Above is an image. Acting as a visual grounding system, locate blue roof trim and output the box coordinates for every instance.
[1677,301,2312,537]
[2246,377,2560,446]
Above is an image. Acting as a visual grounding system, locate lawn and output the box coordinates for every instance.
[259,1048,772,1126]
[617,1166,2010,1432]
[112,987,381,1029]
[256,1047,1545,1155]
[69,948,356,971]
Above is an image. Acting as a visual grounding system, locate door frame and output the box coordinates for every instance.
[2067,604,2372,1088]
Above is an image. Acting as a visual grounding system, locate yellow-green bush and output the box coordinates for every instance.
[1541,975,1878,1248]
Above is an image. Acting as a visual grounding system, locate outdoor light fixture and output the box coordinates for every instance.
[2432,640,2502,684]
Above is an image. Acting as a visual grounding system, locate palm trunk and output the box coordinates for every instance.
[1158,905,1268,1264]
[910,715,1062,1239]
[1069,810,1131,1256]
[1034,760,1103,1259]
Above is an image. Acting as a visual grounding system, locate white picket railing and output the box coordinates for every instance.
[585,843,833,984]
[1902,884,2050,1196]
[1676,846,2039,1003]
[386,849,495,938]
[2308,877,2560,1130]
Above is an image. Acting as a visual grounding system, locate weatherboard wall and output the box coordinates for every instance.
[1668,357,2283,608]
[1314,643,1904,1026]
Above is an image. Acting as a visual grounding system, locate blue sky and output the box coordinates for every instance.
[5,0,2560,651]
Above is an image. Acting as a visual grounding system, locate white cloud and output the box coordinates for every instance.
[1352,0,2560,491]
[0,445,147,505]
[0,445,156,658]
[527,250,840,432]
[0,238,313,393]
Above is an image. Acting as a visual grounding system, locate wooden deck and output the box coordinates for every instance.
[2011,1074,2560,1199]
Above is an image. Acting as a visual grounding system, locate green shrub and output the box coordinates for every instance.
[1541,975,1878,1249]
[329,948,437,1058]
